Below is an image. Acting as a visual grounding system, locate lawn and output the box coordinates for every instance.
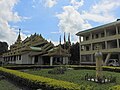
[0,79,20,90]
[25,69,120,90]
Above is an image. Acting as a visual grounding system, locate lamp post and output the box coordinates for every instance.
[95,45,103,82]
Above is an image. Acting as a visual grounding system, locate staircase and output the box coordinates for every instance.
[104,53,111,65]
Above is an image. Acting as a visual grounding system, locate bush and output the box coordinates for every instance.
[0,67,81,90]
[109,85,120,90]
[69,65,120,73]
[48,66,68,74]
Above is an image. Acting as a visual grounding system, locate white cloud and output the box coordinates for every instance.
[45,0,57,8]
[51,31,61,34]
[70,0,84,9]
[47,39,59,46]
[56,0,120,44]
[82,0,120,23]
[56,6,92,35]
[0,0,27,46]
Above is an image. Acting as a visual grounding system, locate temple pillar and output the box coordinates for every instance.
[63,57,66,64]
[50,57,53,66]
[32,56,35,64]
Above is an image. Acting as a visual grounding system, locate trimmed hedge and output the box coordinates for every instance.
[4,65,56,70]
[69,65,120,73]
[0,67,82,90]
[109,85,120,90]
[4,64,120,73]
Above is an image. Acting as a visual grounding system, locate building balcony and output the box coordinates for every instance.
[80,48,120,55]
[80,34,120,45]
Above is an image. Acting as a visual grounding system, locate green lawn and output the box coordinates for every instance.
[25,69,120,90]
[0,79,20,90]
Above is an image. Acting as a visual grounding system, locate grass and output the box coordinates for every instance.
[25,69,120,90]
[0,79,20,90]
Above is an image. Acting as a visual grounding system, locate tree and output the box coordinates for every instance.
[70,42,80,65]
[0,41,8,54]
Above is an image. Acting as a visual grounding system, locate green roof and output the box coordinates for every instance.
[30,47,42,51]
[76,20,120,36]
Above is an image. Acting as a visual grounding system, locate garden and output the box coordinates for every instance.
[0,65,120,90]
[25,67,120,90]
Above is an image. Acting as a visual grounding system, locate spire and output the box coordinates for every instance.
[16,28,22,43]
[68,33,71,45]
[59,35,61,45]
[64,32,66,44]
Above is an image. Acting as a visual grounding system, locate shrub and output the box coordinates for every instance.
[109,85,120,90]
[48,66,68,74]
[0,67,81,90]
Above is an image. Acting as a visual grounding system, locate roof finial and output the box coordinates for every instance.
[59,35,61,45]
[64,32,66,44]
[19,28,21,34]
[68,33,71,45]
[16,28,22,43]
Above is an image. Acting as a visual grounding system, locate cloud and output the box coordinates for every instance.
[56,0,120,44]
[56,6,92,35]
[48,39,64,46]
[0,0,27,46]
[45,0,57,8]
[81,0,120,23]
[51,31,61,34]
[70,0,84,9]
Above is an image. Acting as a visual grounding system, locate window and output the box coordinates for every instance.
[86,46,90,51]
[95,34,99,38]
[86,36,89,40]
[101,33,104,37]
[19,55,21,60]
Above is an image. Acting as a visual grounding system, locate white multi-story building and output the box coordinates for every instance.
[76,20,120,66]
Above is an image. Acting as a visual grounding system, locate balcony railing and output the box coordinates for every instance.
[80,34,120,45]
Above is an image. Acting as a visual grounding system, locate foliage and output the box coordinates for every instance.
[48,66,68,74]
[0,79,19,90]
[61,42,80,65]
[0,41,8,54]
[109,85,120,90]
[26,69,120,90]
[0,67,81,90]
[70,42,80,65]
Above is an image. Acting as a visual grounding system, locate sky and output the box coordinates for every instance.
[0,0,120,46]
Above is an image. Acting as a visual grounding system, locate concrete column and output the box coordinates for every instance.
[117,39,119,48]
[105,41,107,49]
[79,36,81,42]
[31,56,35,64]
[91,54,93,62]
[90,32,92,39]
[63,57,66,64]
[91,43,93,51]
[65,57,68,64]
[116,25,118,34]
[50,57,53,66]
[32,57,35,64]
[104,28,107,37]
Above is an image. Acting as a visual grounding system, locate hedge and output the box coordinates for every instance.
[0,67,83,90]
[69,65,120,73]
[109,85,120,90]
[4,65,120,73]
[4,65,56,70]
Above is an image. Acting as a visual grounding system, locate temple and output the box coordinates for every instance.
[2,31,70,65]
